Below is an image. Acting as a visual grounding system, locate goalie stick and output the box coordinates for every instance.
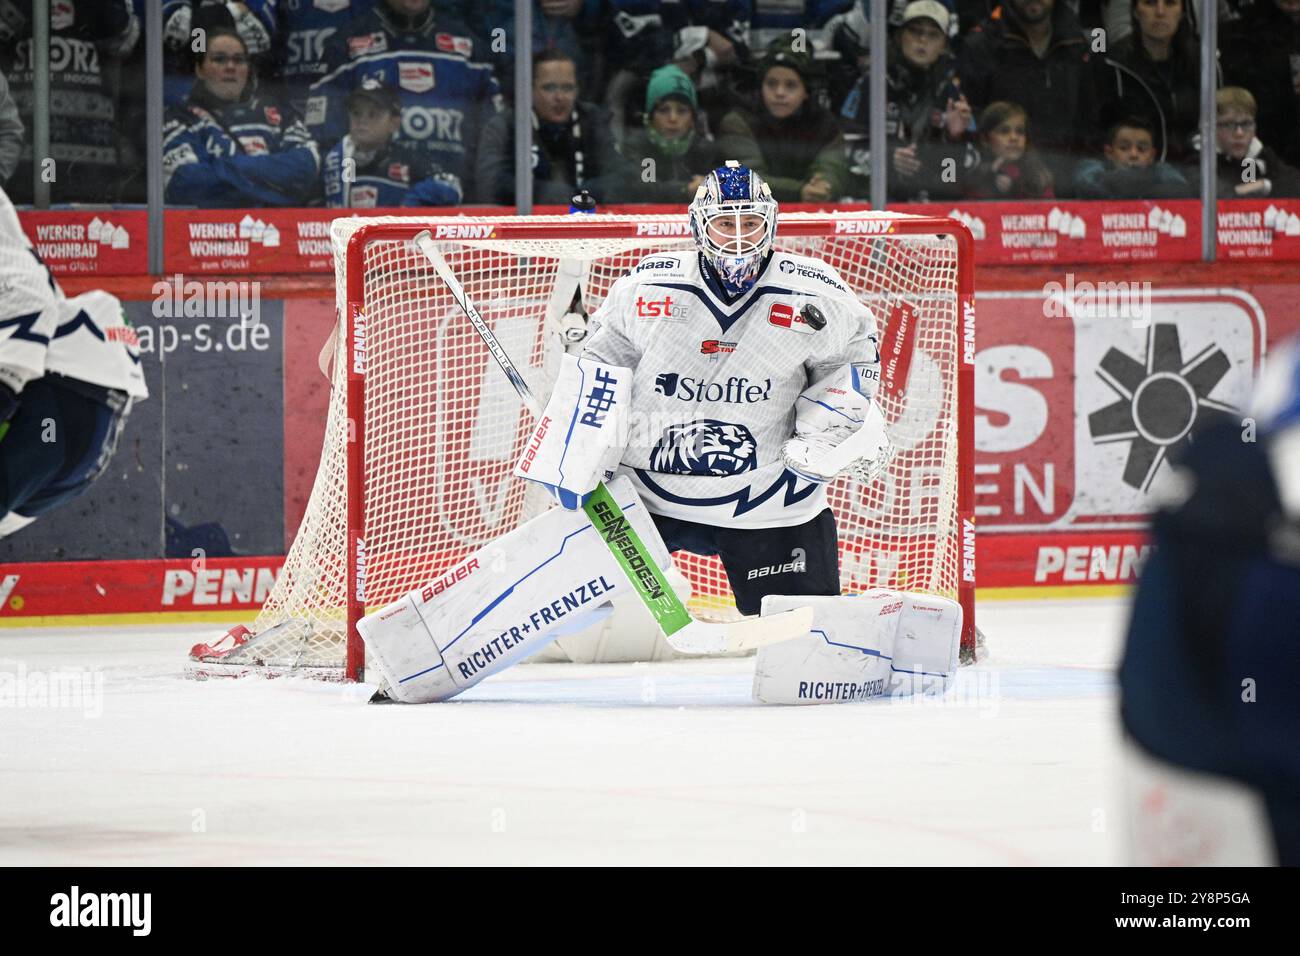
[412,231,815,655]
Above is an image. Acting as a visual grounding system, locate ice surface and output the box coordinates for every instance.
[0,598,1132,865]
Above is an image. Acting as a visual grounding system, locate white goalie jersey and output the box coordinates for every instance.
[582,250,881,529]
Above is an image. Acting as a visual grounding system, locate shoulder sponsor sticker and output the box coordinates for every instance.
[349,32,387,57]
[768,302,815,334]
[435,32,474,57]
[350,185,378,207]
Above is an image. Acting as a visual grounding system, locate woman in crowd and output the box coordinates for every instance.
[1094,0,1204,168]
[161,29,320,207]
[716,37,849,203]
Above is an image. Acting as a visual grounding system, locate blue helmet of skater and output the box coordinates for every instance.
[689,161,778,296]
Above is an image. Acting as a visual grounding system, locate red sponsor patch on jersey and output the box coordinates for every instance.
[700,340,736,354]
[398,62,434,93]
[263,106,281,126]
[348,33,380,56]
[350,185,379,207]
[436,32,473,57]
[768,303,815,334]
[387,162,410,183]
[238,136,269,156]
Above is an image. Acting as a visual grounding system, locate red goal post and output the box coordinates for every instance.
[249,212,975,682]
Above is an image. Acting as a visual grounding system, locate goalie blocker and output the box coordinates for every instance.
[513,352,631,510]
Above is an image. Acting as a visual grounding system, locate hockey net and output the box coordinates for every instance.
[191,212,974,680]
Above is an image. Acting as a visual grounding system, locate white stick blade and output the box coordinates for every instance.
[666,606,815,655]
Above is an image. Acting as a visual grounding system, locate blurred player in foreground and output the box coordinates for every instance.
[1121,339,1300,865]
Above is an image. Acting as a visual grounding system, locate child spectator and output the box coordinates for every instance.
[839,1,977,202]
[965,100,1054,198]
[1200,86,1300,199]
[716,37,849,203]
[477,50,627,205]
[823,0,961,110]
[1074,116,1192,198]
[307,0,501,201]
[322,80,462,207]
[618,65,723,203]
[163,29,321,207]
[1094,0,1202,168]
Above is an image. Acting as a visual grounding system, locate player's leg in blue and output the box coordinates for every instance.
[0,375,131,535]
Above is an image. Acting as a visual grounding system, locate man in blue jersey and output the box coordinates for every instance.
[305,0,502,198]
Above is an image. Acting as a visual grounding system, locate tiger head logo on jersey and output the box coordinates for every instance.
[649,420,758,476]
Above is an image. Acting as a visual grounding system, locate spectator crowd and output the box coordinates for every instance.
[0,0,1298,208]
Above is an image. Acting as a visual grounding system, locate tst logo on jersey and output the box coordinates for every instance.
[768,303,816,334]
[636,295,680,318]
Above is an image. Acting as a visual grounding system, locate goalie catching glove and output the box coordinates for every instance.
[514,353,632,509]
[781,364,893,483]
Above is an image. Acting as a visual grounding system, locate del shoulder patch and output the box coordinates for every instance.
[776,257,850,293]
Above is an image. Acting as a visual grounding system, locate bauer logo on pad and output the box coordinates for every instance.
[768,303,815,334]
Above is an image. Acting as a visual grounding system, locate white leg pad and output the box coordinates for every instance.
[358,474,672,702]
[754,590,962,705]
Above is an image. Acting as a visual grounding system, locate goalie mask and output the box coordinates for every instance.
[690,161,778,296]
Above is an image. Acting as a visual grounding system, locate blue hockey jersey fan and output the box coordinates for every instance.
[274,0,377,113]
[1120,338,1300,865]
[163,28,321,207]
[321,79,461,206]
[305,0,501,195]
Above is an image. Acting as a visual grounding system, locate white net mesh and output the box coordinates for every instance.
[211,213,967,677]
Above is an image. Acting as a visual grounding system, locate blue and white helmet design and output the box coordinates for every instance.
[689,161,778,296]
